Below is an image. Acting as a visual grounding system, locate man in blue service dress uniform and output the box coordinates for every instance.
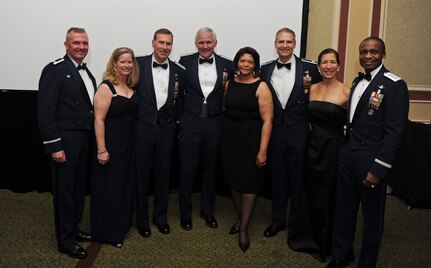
[37,27,96,259]
[327,37,409,268]
[134,28,185,238]
[260,27,321,239]
[177,27,234,231]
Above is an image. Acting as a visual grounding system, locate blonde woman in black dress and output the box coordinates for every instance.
[221,47,273,252]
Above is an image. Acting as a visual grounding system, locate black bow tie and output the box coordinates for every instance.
[77,63,87,71]
[153,61,168,69]
[199,58,214,64]
[358,72,372,81]
[276,62,291,70]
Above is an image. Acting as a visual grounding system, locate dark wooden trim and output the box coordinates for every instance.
[337,0,350,82]
[409,90,431,101]
[371,0,382,36]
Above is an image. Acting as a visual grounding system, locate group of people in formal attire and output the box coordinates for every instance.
[37,26,409,268]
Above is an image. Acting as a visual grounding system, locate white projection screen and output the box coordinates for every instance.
[0,0,307,90]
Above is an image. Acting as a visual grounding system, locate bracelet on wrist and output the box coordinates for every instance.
[97,149,107,154]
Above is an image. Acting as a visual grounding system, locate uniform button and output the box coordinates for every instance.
[76,101,80,105]
[90,111,94,114]
[361,141,364,145]
[78,121,82,125]
[78,111,82,114]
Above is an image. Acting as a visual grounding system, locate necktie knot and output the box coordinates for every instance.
[153,61,168,69]
[199,57,214,64]
[276,62,291,70]
[77,63,87,71]
[358,72,372,81]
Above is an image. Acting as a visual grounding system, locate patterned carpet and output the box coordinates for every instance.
[0,189,430,268]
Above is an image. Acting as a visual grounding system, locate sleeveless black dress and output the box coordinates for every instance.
[91,80,139,244]
[289,101,346,262]
[221,79,264,194]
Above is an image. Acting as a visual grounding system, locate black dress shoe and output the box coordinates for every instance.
[156,223,170,234]
[76,231,92,242]
[229,221,240,235]
[239,230,250,253]
[239,242,250,253]
[59,245,88,259]
[263,224,286,237]
[200,213,218,228]
[110,242,123,248]
[138,225,151,238]
[180,218,193,231]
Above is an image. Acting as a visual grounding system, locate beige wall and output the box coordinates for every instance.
[383,0,431,86]
[306,0,336,60]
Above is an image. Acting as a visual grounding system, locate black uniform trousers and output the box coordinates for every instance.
[269,122,309,233]
[332,142,386,268]
[178,111,223,219]
[134,121,176,229]
[51,130,91,249]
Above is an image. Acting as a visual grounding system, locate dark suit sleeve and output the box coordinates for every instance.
[370,78,409,178]
[37,64,63,153]
[175,65,186,122]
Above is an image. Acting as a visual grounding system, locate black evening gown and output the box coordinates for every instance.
[289,101,346,262]
[91,80,139,244]
[221,79,264,194]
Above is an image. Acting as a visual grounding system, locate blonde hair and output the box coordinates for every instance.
[102,47,140,87]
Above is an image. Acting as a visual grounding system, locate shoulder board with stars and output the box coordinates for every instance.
[384,72,402,82]
[179,52,196,58]
[173,61,185,70]
[301,58,317,64]
[262,60,276,66]
[52,58,65,65]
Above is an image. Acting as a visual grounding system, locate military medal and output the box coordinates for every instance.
[174,73,179,100]
[367,86,384,116]
[222,68,228,87]
[303,70,311,94]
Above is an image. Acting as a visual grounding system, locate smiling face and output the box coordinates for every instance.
[195,31,217,59]
[152,33,173,63]
[114,52,133,77]
[359,39,386,72]
[274,31,296,63]
[318,53,339,80]
[64,31,89,63]
[237,53,255,77]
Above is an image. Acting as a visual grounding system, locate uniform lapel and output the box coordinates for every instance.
[64,55,92,106]
[191,54,204,97]
[351,67,386,124]
[285,56,302,108]
[266,61,282,108]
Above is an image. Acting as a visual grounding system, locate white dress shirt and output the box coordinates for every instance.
[270,57,296,109]
[198,56,217,103]
[152,56,170,110]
